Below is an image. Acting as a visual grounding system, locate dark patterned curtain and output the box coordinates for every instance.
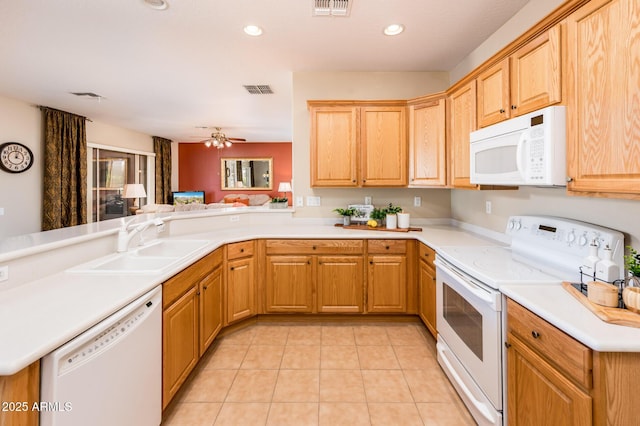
[40,107,87,231]
[153,136,172,204]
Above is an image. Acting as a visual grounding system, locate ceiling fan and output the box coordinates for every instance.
[201,127,246,149]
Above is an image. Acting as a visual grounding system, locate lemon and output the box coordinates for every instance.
[367,219,378,228]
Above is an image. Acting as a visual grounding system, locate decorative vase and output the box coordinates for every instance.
[343,216,351,226]
[270,202,288,209]
[386,214,397,229]
[397,212,410,229]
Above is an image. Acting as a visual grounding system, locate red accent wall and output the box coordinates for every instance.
[178,142,293,204]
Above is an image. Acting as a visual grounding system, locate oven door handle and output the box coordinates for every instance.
[437,343,500,424]
[436,258,497,307]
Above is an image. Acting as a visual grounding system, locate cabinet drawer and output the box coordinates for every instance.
[507,299,592,389]
[265,239,364,255]
[418,243,435,268]
[367,239,407,254]
[227,240,254,260]
[163,249,222,308]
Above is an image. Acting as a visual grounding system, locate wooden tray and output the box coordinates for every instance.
[562,282,640,328]
[335,224,422,233]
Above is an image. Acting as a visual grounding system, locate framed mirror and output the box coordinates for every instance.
[221,158,273,190]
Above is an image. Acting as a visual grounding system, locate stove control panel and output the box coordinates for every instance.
[506,215,625,281]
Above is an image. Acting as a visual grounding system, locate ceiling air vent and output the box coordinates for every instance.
[243,85,273,95]
[313,0,352,17]
[71,92,103,99]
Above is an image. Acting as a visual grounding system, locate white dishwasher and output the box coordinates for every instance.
[41,286,162,426]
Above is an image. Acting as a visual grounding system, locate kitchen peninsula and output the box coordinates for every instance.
[2,208,640,425]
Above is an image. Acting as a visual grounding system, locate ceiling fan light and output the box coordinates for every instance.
[383,24,404,36]
[225,141,232,147]
[204,140,212,148]
[243,25,263,36]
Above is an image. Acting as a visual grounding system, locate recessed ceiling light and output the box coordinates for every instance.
[243,25,263,36]
[143,0,168,10]
[383,24,404,36]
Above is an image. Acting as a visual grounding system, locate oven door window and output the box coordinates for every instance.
[443,283,483,360]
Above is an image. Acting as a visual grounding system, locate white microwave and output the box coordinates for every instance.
[470,105,566,186]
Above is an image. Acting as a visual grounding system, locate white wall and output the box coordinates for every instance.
[0,96,42,238]
[291,71,452,220]
[0,94,159,239]
[450,0,566,82]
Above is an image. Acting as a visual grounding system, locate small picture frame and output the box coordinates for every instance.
[348,204,374,223]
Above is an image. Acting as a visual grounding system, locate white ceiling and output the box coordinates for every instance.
[0,0,529,143]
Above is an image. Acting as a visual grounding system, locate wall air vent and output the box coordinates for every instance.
[243,85,274,94]
[313,0,352,17]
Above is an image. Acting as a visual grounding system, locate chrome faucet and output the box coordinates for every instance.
[117,217,165,253]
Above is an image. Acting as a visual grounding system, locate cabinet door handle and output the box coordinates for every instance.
[307,260,311,265]
[511,105,517,110]
[196,291,201,296]
[352,179,356,183]
[499,108,505,114]
[230,266,235,271]
[203,285,209,290]
[385,246,390,250]
[240,248,244,253]
[369,261,373,265]
[432,277,436,282]
[531,331,540,339]
[505,342,512,349]
[312,246,317,250]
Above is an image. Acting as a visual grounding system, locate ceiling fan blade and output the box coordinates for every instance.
[227,137,246,142]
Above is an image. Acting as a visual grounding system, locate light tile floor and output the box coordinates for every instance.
[162,321,476,426]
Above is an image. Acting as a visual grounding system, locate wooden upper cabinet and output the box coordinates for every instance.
[477,59,511,127]
[310,106,359,187]
[309,101,407,187]
[448,80,478,189]
[477,25,562,128]
[510,24,562,116]
[360,106,408,186]
[566,0,640,199]
[408,95,447,187]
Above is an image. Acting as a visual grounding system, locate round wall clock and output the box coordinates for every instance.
[0,142,34,173]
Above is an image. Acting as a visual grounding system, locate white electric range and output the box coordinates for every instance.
[434,215,625,426]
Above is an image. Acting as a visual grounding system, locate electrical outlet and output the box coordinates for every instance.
[306,196,321,207]
[364,196,372,205]
[485,201,492,214]
[229,215,240,222]
[0,207,4,216]
[295,196,303,207]
[0,266,8,282]
[414,196,421,207]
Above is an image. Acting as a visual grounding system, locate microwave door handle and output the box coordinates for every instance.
[516,130,528,176]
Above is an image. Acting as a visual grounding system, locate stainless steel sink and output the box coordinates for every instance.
[67,239,210,275]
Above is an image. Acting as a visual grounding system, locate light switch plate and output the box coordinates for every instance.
[364,196,372,205]
[306,196,321,207]
[0,207,4,216]
[295,196,304,207]
[414,196,421,207]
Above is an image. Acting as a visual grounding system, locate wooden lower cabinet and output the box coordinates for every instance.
[265,255,313,312]
[418,243,437,337]
[0,361,40,426]
[162,248,223,409]
[317,255,364,313]
[506,298,640,425]
[367,255,407,313]
[227,256,256,323]
[163,286,199,409]
[199,264,223,356]
[507,332,592,425]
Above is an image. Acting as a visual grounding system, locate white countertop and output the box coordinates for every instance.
[501,284,640,352]
[2,216,638,376]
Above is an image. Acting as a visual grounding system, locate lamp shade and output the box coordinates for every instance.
[278,182,292,192]
[122,184,147,199]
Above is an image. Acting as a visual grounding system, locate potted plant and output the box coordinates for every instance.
[369,207,387,228]
[625,246,640,286]
[384,203,402,229]
[270,197,288,209]
[333,207,356,226]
